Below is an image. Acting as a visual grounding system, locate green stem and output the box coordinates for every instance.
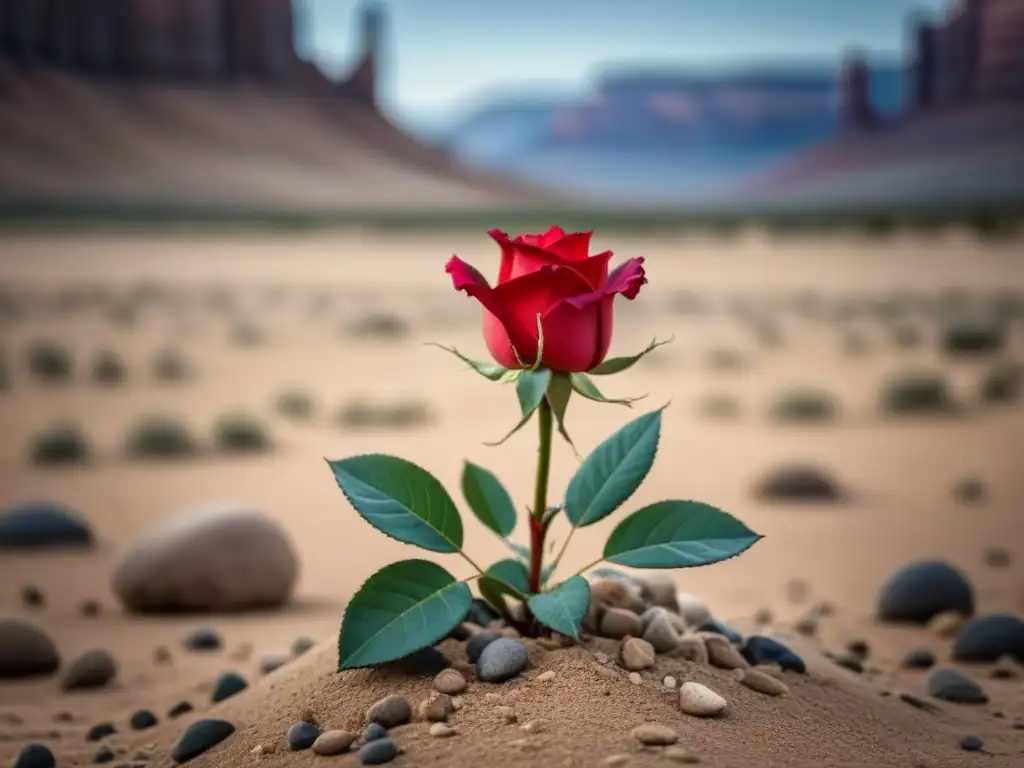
[528,398,554,594]
[546,524,577,583]
[570,556,605,581]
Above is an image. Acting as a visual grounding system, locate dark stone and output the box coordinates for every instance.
[259,653,289,675]
[952,613,1024,663]
[901,648,936,669]
[92,745,116,763]
[0,617,61,679]
[983,547,1011,569]
[366,695,411,728]
[211,671,248,703]
[130,709,158,730]
[363,722,387,742]
[62,649,118,690]
[846,639,869,660]
[291,636,315,656]
[80,600,101,618]
[286,721,319,750]
[900,692,940,713]
[466,631,501,663]
[876,560,974,623]
[742,636,807,673]
[754,464,843,503]
[171,718,236,763]
[960,735,983,751]
[927,668,988,704]
[184,628,223,651]
[467,598,499,628]
[0,502,94,549]
[359,738,398,765]
[698,620,744,645]
[830,654,863,673]
[86,722,116,741]
[476,638,529,683]
[953,478,986,505]
[168,701,194,719]
[22,586,45,608]
[12,744,55,768]
[393,646,449,675]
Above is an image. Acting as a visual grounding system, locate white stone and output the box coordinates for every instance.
[678,682,727,717]
[111,502,299,612]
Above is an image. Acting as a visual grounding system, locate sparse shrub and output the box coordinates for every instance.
[92,350,127,385]
[953,476,986,505]
[125,416,200,459]
[105,302,138,329]
[755,464,844,503]
[213,412,272,454]
[230,322,266,347]
[842,331,870,356]
[941,321,1005,357]
[345,311,408,341]
[669,289,711,316]
[336,399,433,430]
[29,422,91,466]
[275,389,316,421]
[697,392,741,420]
[151,349,189,383]
[880,371,958,416]
[891,324,923,350]
[978,362,1023,404]
[706,347,747,371]
[753,321,785,348]
[25,341,73,382]
[770,389,839,424]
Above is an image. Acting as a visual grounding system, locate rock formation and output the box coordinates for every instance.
[837,51,877,132]
[0,0,383,107]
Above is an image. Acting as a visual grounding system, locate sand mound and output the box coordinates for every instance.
[15,632,1004,768]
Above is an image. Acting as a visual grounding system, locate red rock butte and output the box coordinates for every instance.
[0,0,558,213]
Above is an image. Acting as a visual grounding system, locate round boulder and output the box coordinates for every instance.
[952,613,1024,663]
[877,560,974,624]
[0,616,61,679]
[111,502,298,613]
[0,502,93,549]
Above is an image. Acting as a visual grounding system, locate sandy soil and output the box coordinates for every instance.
[0,228,1022,766]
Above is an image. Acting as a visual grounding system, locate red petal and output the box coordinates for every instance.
[560,257,647,311]
[544,230,594,262]
[445,255,537,356]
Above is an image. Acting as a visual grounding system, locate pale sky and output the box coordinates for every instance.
[295,0,953,125]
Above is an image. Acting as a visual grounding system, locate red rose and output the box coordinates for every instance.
[445,226,647,373]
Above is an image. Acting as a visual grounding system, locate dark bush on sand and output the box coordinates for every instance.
[30,422,91,466]
[696,392,742,420]
[890,324,923,350]
[92,349,127,385]
[152,349,190,383]
[274,389,316,421]
[769,389,839,424]
[230,322,266,347]
[345,311,409,341]
[25,340,73,382]
[213,412,272,454]
[880,371,958,416]
[336,399,433,430]
[978,362,1023,404]
[125,416,200,459]
[706,347,747,371]
[941,321,1005,357]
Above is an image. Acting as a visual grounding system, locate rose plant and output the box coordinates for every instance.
[329,227,762,670]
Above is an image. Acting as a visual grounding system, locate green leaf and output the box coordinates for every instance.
[327,454,463,553]
[338,559,472,669]
[461,462,517,537]
[527,576,590,640]
[603,500,763,569]
[425,343,507,381]
[570,372,645,406]
[502,538,531,562]
[564,408,663,528]
[546,372,579,455]
[588,336,675,376]
[485,368,552,446]
[479,558,530,614]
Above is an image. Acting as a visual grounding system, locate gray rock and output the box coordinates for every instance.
[755,464,844,502]
[877,560,974,624]
[642,612,680,653]
[639,573,678,611]
[466,631,501,662]
[312,730,357,755]
[363,722,387,742]
[287,721,320,750]
[86,723,116,741]
[366,694,411,728]
[171,718,236,763]
[130,709,157,730]
[291,636,316,656]
[901,648,936,669]
[599,607,642,639]
[476,637,529,682]
[92,745,115,764]
[0,501,94,549]
[675,593,713,627]
[927,668,988,704]
[112,502,299,613]
[168,701,193,719]
[258,653,289,675]
[183,628,222,651]
[952,613,1024,663]
[960,735,983,751]
[211,671,248,703]
[359,738,398,765]
[12,744,55,768]
[62,648,117,690]
[0,617,60,679]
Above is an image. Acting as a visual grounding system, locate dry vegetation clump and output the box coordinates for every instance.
[91,349,127,385]
[940,320,1006,357]
[879,370,959,416]
[151,349,190,383]
[124,415,201,460]
[25,340,73,383]
[977,361,1023,404]
[29,422,91,466]
[335,398,433,430]
[344,311,409,341]
[696,392,742,420]
[890,324,923,350]
[769,388,839,424]
[212,412,273,454]
[705,346,747,372]
[274,389,316,421]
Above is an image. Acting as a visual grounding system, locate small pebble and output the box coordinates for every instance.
[363,723,387,742]
[676,636,709,666]
[847,639,870,660]
[311,729,358,756]
[366,694,412,728]
[679,682,727,717]
[520,720,542,734]
[92,745,115,764]
[154,646,172,664]
[434,668,467,695]
[601,755,630,767]
[430,722,455,737]
[992,655,1020,679]
[80,600,101,618]
[418,692,453,722]
[929,610,966,639]
[664,746,702,763]
[928,668,988,704]
[130,709,158,730]
[211,671,248,703]
[86,722,116,742]
[703,634,749,670]
[600,607,643,639]
[476,638,529,683]
[21,585,45,609]
[740,668,789,696]
[495,705,517,723]
[291,636,316,656]
[628,672,643,685]
[171,718,236,763]
[663,675,678,689]
[466,631,501,662]
[621,637,655,670]
[358,738,398,765]
[535,670,556,683]
[631,722,678,746]
[183,628,223,651]
[960,734,983,751]
[168,701,194,718]
[753,607,773,625]
[983,547,1011,569]
[258,653,289,675]
[62,649,118,691]
[902,648,937,669]
[287,721,320,750]
[13,744,54,768]
[642,612,681,653]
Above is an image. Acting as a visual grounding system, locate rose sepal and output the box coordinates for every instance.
[587,336,674,376]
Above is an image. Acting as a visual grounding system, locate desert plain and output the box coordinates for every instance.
[0,226,1022,767]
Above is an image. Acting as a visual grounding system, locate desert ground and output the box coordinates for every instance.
[0,226,1022,767]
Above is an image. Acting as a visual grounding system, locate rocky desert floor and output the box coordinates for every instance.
[0,227,1022,767]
